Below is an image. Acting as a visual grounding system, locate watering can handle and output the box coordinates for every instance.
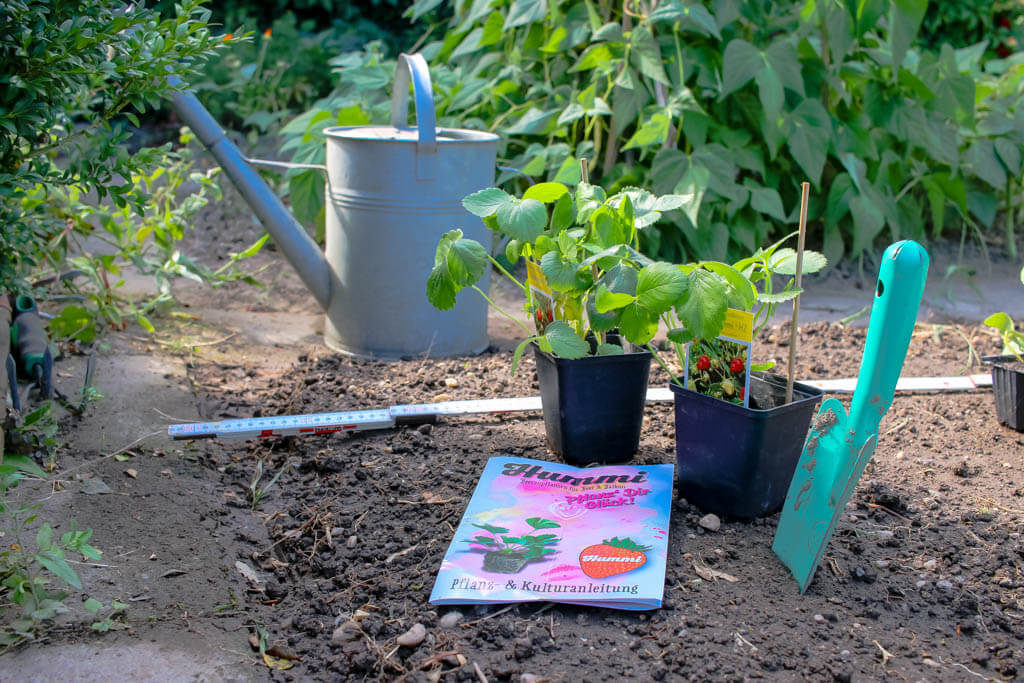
[391,53,438,180]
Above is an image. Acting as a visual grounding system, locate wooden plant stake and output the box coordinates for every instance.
[786,182,811,404]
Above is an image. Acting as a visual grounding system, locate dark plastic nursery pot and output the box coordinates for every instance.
[670,372,824,520]
[533,344,652,467]
[986,355,1024,432]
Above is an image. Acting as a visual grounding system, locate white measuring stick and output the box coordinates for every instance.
[168,374,993,441]
[802,373,992,393]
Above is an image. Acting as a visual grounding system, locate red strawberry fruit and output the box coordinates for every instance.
[579,537,651,578]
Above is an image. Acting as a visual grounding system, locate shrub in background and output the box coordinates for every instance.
[0,0,265,336]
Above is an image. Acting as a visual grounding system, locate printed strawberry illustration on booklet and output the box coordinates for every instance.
[430,457,673,611]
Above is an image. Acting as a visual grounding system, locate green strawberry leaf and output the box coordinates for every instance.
[769,248,828,275]
[540,251,581,291]
[511,336,540,374]
[635,262,687,313]
[677,269,729,339]
[463,187,515,217]
[618,303,659,345]
[595,284,635,313]
[700,261,757,310]
[543,321,590,358]
[497,197,548,241]
[523,182,570,203]
[596,343,624,356]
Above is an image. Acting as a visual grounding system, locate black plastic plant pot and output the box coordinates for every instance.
[986,355,1024,432]
[670,372,824,520]
[533,344,652,467]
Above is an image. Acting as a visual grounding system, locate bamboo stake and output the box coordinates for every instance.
[786,182,811,405]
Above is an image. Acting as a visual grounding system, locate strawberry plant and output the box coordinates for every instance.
[983,265,1024,362]
[656,232,828,403]
[427,176,752,371]
[579,537,651,579]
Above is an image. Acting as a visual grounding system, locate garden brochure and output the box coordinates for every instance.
[429,457,674,611]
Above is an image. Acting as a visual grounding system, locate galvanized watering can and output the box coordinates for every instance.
[171,54,498,359]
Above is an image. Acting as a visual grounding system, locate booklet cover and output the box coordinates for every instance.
[429,457,674,611]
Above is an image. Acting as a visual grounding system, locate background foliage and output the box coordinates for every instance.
[281,0,1024,267]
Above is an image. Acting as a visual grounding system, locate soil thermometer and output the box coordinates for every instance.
[786,182,810,404]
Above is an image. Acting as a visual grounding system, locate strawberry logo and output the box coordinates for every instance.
[579,537,651,579]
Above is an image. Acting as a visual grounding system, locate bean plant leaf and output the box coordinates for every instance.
[747,183,787,222]
[629,25,669,85]
[848,194,886,257]
[785,100,832,186]
[463,188,515,217]
[889,0,927,71]
[497,198,548,241]
[623,111,670,150]
[543,321,590,358]
[720,39,761,98]
[505,0,548,29]
[676,269,729,340]
[966,139,1007,190]
[649,0,721,39]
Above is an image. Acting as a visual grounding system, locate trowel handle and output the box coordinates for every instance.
[848,241,929,434]
[390,53,438,160]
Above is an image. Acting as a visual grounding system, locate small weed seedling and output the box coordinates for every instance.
[249,459,293,510]
[84,597,129,632]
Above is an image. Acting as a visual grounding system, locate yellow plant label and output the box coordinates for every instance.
[526,260,551,295]
[720,308,754,343]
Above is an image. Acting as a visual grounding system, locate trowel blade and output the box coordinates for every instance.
[772,397,855,593]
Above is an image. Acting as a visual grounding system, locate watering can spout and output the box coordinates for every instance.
[168,82,333,311]
[169,53,498,360]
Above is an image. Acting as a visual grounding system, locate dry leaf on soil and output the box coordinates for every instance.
[693,562,740,583]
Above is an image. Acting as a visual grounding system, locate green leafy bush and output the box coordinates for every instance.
[0,0,266,334]
[283,0,1024,265]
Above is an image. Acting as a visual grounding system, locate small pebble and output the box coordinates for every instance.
[347,535,357,548]
[417,423,433,435]
[923,559,937,571]
[331,621,361,646]
[439,611,463,629]
[877,530,894,540]
[444,377,459,388]
[813,614,826,623]
[521,675,540,683]
[698,514,721,532]
[936,579,954,591]
[916,580,928,588]
[841,650,851,658]
[396,623,426,647]
[875,560,890,569]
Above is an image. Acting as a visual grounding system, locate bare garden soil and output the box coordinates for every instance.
[3,181,1024,681]
[158,313,1023,682]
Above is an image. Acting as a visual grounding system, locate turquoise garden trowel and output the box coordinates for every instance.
[773,240,929,593]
